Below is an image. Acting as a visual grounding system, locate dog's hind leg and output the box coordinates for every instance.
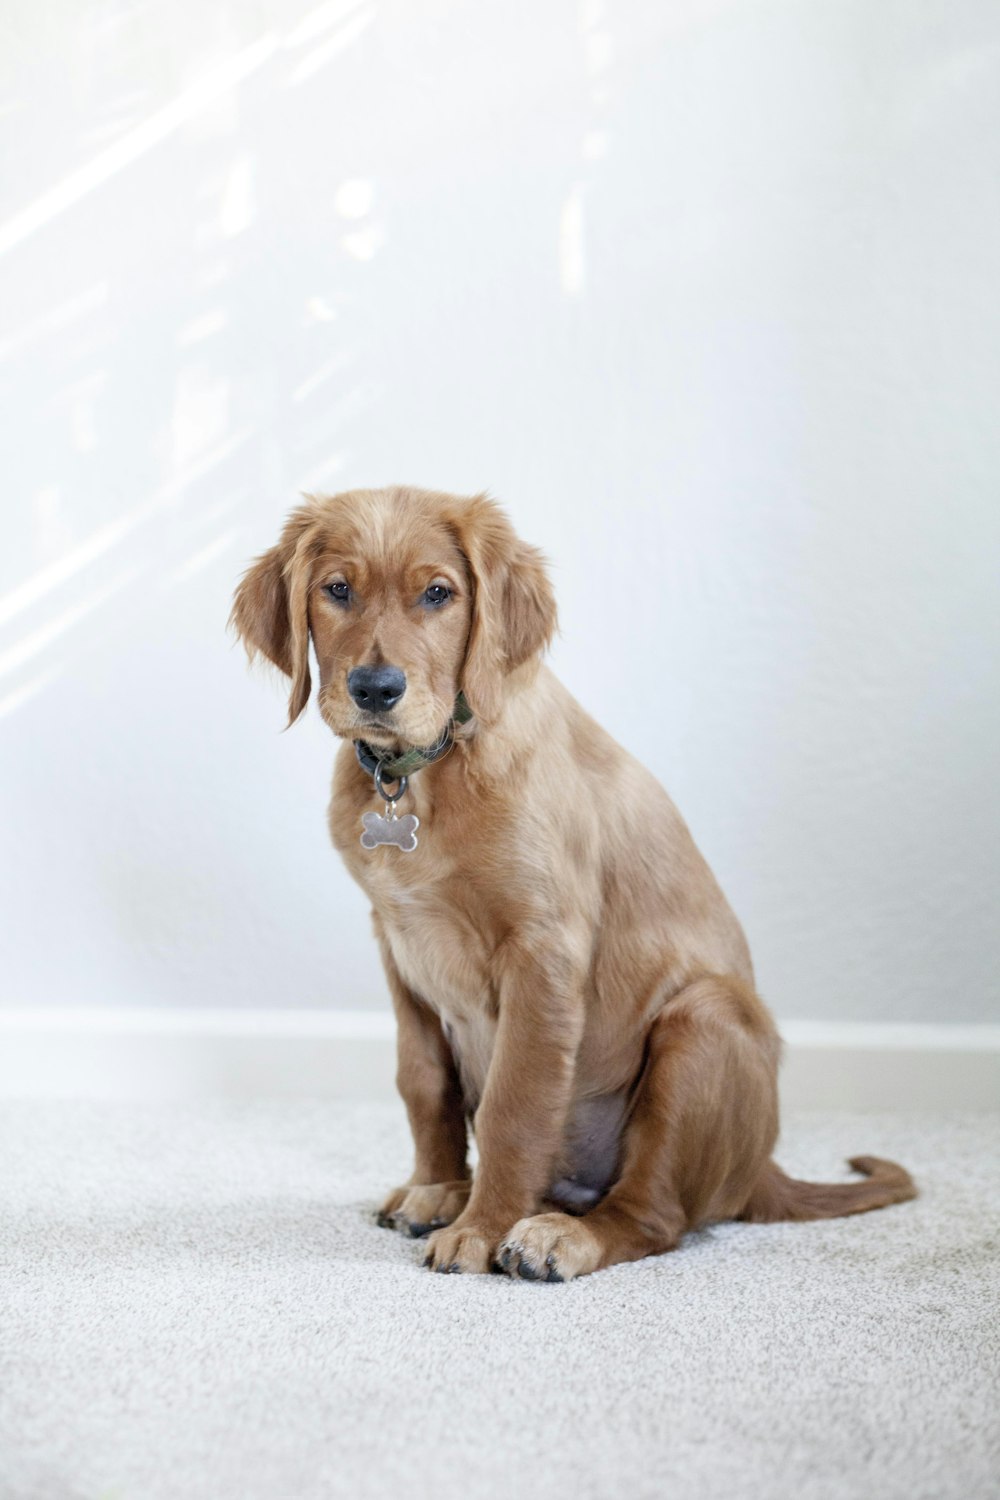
[497,974,781,1280]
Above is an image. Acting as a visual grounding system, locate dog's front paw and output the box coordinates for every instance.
[376,1181,471,1238]
[422,1215,499,1274]
[496,1213,603,1282]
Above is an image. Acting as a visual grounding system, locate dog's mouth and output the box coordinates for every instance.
[319,699,395,740]
[360,721,451,752]
[354,712,396,734]
[319,694,453,757]
[326,714,425,758]
[355,721,401,747]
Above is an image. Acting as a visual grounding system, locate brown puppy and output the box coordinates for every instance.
[232,485,915,1280]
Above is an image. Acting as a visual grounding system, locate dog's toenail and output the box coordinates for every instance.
[517,1261,539,1281]
[407,1222,431,1238]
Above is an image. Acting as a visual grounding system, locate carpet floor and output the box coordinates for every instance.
[1,1102,997,1500]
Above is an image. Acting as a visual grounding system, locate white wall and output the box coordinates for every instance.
[1,0,997,1024]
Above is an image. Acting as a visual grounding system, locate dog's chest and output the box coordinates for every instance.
[339,798,499,1100]
[363,860,492,1015]
[378,887,498,1105]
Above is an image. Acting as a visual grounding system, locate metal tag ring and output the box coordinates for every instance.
[374,764,408,803]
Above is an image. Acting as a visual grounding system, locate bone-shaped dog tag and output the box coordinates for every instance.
[360,808,419,852]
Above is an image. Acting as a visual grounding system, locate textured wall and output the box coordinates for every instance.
[1,0,997,1021]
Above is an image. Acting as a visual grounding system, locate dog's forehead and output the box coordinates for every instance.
[312,491,463,581]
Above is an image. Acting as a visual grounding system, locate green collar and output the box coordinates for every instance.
[353,692,473,781]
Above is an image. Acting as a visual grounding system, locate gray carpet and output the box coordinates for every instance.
[1,1102,997,1500]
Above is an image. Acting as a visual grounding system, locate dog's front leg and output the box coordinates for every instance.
[374,923,471,1238]
[423,941,584,1274]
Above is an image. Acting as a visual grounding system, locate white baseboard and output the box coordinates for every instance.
[0,1009,997,1111]
[778,1019,1000,1111]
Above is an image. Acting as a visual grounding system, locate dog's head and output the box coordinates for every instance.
[230,486,556,747]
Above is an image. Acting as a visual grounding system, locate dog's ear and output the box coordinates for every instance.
[450,495,557,723]
[230,503,319,725]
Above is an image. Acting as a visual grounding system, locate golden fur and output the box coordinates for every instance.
[231,485,915,1280]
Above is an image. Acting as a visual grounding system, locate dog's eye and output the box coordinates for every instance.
[422,584,451,608]
[324,580,351,605]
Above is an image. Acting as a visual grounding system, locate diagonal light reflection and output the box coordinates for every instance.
[166,529,240,584]
[0,430,250,628]
[0,666,61,720]
[0,568,140,679]
[285,9,374,84]
[283,0,368,49]
[0,36,278,257]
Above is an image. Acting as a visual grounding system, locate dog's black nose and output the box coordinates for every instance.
[347,665,407,713]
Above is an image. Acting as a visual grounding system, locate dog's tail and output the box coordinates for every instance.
[739,1154,917,1223]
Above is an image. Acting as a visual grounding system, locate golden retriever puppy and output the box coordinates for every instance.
[232,485,914,1280]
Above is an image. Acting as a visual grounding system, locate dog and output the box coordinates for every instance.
[231,485,915,1280]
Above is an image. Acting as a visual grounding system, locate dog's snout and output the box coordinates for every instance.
[347,665,407,713]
